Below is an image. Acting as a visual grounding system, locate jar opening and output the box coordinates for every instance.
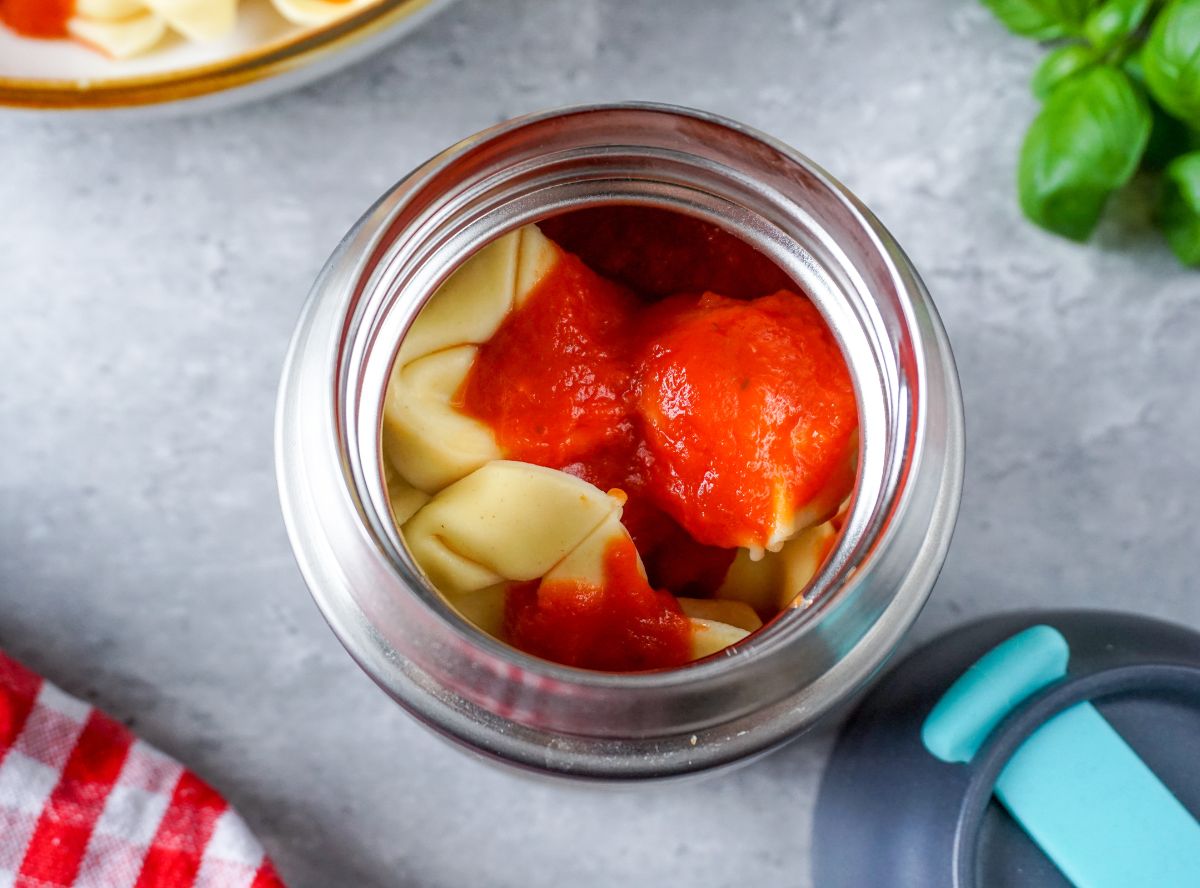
[355,214,895,672]
[374,199,871,676]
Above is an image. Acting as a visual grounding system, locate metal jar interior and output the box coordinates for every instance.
[275,103,965,779]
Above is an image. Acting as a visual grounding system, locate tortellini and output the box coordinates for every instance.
[689,619,752,660]
[271,0,377,26]
[395,224,560,365]
[382,346,502,493]
[677,598,762,632]
[402,460,622,596]
[542,511,634,587]
[76,0,144,13]
[68,4,168,59]
[678,598,760,661]
[402,460,754,661]
[383,460,428,526]
[59,0,381,59]
[744,437,857,560]
[382,225,561,494]
[402,460,626,636]
[441,584,508,639]
[716,520,839,618]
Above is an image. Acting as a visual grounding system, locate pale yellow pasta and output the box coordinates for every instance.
[67,0,236,58]
[382,346,501,493]
[716,520,839,616]
[269,0,376,26]
[383,225,561,493]
[776,521,839,609]
[404,533,505,598]
[68,12,166,59]
[689,619,751,660]
[396,225,559,365]
[142,0,237,42]
[677,598,762,632]
[402,461,622,596]
[443,584,508,638]
[542,512,639,586]
[383,460,429,526]
[42,0,382,59]
[420,489,639,642]
[74,0,145,19]
[712,548,781,617]
[757,438,858,557]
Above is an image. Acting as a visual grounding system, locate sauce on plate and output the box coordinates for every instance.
[0,0,71,37]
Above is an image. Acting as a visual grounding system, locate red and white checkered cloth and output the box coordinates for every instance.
[0,651,284,888]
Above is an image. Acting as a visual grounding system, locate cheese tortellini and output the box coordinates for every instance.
[677,598,759,661]
[270,0,378,27]
[401,461,627,637]
[383,225,561,494]
[760,440,858,556]
[715,521,839,617]
[688,619,753,660]
[403,460,623,596]
[62,0,380,59]
[401,461,758,659]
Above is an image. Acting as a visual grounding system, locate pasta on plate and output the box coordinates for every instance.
[2,0,381,59]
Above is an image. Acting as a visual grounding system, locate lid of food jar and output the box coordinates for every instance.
[812,609,1200,888]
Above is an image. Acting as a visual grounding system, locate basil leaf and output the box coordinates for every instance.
[1032,44,1099,98]
[1019,65,1152,240]
[1084,0,1153,52]
[1144,0,1200,125]
[1144,97,1197,168]
[982,0,1098,38]
[1160,151,1200,263]
[1125,46,1200,168]
[1124,43,1149,82]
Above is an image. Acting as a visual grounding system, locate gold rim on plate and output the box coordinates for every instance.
[0,0,435,111]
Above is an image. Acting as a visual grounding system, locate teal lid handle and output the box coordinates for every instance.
[922,624,1069,763]
[922,624,1200,888]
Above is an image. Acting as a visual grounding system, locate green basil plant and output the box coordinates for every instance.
[984,0,1200,265]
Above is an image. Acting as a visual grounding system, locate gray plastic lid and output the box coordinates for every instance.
[812,610,1200,888]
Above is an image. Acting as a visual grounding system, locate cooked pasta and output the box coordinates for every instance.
[382,226,560,493]
[4,0,382,60]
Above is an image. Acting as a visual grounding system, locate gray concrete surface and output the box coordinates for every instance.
[3,1,1198,885]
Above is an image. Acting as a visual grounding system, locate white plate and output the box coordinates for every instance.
[0,0,454,113]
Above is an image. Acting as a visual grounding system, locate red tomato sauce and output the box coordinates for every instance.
[459,206,856,670]
[457,250,738,597]
[540,206,794,300]
[505,538,693,672]
[0,0,72,37]
[456,250,641,472]
[635,291,857,548]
